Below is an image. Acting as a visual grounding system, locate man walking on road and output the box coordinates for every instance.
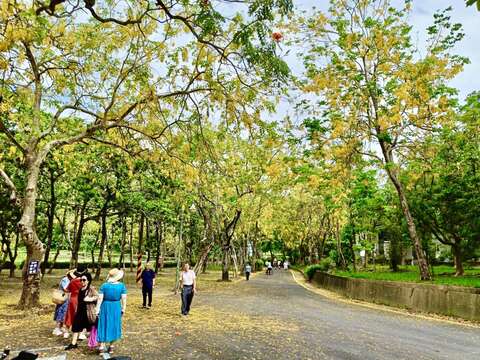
[245,263,252,281]
[141,262,156,309]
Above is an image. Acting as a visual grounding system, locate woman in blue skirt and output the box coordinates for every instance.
[95,268,127,356]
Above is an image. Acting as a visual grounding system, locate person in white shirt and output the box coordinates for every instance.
[283,260,289,270]
[245,263,252,281]
[266,261,272,275]
[180,263,196,316]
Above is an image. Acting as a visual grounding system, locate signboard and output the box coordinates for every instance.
[27,260,40,275]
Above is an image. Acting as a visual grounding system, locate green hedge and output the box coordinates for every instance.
[305,258,335,280]
[17,260,178,270]
[254,259,265,271]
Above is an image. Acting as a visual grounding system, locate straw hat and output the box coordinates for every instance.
[66,269,77,279]
[107,268,124,283]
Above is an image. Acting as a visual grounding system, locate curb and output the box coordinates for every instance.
[289,270,480,329]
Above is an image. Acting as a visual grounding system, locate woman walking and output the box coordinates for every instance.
[96,268,127,356]
[65,273,98,350]
[64,265,87,339]
[180,263,196,316]
[52,270,75,336]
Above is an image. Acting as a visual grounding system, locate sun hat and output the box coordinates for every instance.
[74,264,87,277]
[107,268,124,283]
[66,269,77,279]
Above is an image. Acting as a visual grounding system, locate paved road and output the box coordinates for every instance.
[158,269,480,360]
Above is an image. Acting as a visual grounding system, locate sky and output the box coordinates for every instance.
[294,0,480,100]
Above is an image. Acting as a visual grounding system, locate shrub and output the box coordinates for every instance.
[254,259,265,272]
[305,258,335,280]
[18,260,177,270]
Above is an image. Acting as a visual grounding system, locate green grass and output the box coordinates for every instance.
[333,265,480,288]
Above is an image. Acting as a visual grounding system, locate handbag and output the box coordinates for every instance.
[85,287,98,324]
[51,289,67,305]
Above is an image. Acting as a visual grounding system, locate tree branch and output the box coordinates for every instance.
[0,167,20,206]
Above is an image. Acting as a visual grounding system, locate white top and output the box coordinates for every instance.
[283,261,289,269]
[245,265,252,273]
[181,270,196,286]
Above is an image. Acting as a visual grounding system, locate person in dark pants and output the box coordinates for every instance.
[180,263,196,316]
[245,263,252,281]
[141,262,156,309]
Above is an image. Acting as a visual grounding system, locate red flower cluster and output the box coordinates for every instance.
[272,32,283,42]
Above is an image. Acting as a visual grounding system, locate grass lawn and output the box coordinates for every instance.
[333,265,480,288]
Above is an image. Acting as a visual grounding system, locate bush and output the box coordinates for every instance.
[254,259,265,272]
[375,255,387,265]
[305,258,335,280]
[18,260,177,270]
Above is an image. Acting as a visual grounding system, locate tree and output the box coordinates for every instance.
[298,1,467,280]
[0,0,292,307]
[408,92,480,276]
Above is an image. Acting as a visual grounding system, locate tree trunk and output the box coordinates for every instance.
[8,231,19,278]
[18,160,45,309]
[129,219,134,272]
[70,201,88,269]
[380,141,431,280]
[118,216,127,269]
[42,168,57,274]
[137,213,144,255]
[336,221,347,270]
[350,225,356,272]
[95,203,108,280]
[146,219,151,263]
[48,246,61,274]
[154,220,162,273]
[220,210,242,281]
[453,243,464,276]
[194,243,213,275]
[221,243,230,281]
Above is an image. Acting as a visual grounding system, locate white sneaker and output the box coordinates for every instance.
[79,332,87,340]
[52,328,63,336]
[63,332,70,339]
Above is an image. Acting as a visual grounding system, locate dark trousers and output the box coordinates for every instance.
[181,285,194,315]
[246,271,250,280]
[142,285,153,307]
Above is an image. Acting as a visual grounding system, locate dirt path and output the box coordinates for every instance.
[2,269,480,359]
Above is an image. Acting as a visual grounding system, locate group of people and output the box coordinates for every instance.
[52,262,197,355]
[265,259,289,275]
[243,259,289,279]
[52,265,127,356]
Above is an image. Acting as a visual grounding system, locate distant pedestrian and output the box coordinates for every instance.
[266,261,273,275]
[65,273,98,350]
[141,262,156,309]
[64,264,88,339]
[96,268,127,356]
[52,269,75,336]
[180,263,196,316]
[283,260,289,270]
[245,263,252,281]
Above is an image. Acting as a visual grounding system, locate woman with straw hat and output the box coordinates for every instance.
[95,268,127,356]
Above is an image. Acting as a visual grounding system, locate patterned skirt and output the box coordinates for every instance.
[54,298,70,322]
